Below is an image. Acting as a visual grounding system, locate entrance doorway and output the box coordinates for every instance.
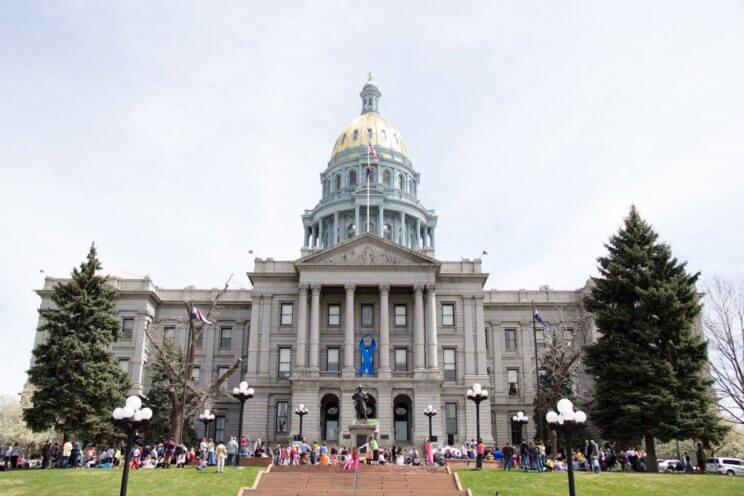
[321,394,340,442]
[393,395,412,443]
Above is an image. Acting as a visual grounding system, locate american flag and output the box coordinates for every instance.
[190,305,213,325]
[367,145,379,175]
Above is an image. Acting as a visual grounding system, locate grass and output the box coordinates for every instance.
[0,466,261,496]
[456,468,744,496]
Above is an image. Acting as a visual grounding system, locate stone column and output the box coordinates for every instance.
[296,285,308,368]
[416,218,421,249]
[379,285,390,372]
[475,297,488,375]
[258,295,272,375]
[399,211,406,246]
[431,226,436,249]
[318,218,324,248]
[246,294,261,375]
[343,284,355,376]
[333,211,339,245]
[414,285,425,370]
[309,285,321,370]
[378,206,384,237]
[426,285,438,369]
[463,297,476,375]
[355,205,361,235]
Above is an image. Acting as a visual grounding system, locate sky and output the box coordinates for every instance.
[1,1,743,397]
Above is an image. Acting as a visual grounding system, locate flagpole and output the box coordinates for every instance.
[366,149,370,233]
[532,300,542,442]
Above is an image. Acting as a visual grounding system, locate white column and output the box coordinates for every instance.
[463,297,476,375]
[333,212,339,245]
[379,284,390,371]
[344,284,355,374]
[355,205,361,235]
[414,285,426,369]
[399,211,406,245]
[378,206,384,237]
[296,285,308,368]
[416,218,421,249]
[426,285,438,369]
[309,285,321,369]
[318,218,324,248]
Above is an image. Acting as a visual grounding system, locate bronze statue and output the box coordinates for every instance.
[352,386,370,421]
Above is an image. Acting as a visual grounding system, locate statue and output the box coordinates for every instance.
[352,386,370,421]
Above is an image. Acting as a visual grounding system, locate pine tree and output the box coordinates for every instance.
[24,244,130,443]
[584,206,726,471]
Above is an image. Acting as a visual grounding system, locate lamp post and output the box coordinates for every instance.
[423,404,437,442]
[545,399,587,496]
[198,409,215,439]
[294,404,308,442]
[112,395,153,496]
[512,411,529,443]
[466,383,489,470]
[231,381,255,466]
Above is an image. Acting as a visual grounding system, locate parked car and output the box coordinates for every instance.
[658,459,685,472]
[706,457,744,476]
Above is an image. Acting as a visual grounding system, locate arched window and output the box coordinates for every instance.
[352,129,359,140]
[321,394,340,442]
[335,174,342,191]
[383,169,391,186]
[398,173,405,192]
[393,395,412,442]
[349,170,357,187]
[408,178,414,194]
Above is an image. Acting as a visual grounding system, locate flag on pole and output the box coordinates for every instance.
[532,302,548,329]
[191,305,213,325]
[367,144,379,175]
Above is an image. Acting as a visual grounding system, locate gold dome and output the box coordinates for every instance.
[331,112,408,158]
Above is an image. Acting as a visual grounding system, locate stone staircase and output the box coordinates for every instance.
[239,464,469,496]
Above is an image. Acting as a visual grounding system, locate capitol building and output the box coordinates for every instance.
[34,76,591,448]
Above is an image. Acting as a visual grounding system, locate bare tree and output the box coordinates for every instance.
[703,275,744,425]
[143,276,242,442]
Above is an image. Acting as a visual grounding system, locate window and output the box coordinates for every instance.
[217,366,229,378]
[361,304,374,326]
[335,174,342,191]
[163,326,175,342]
[505,328,517,350]
[394,305,407,327]
[121,317,134,341]
[195,330,203,348]
[326,347,340,372]
[219,327,232,349]
[383,169,391,186]
[511,414,524,444]
[507,368,519,396]
[349,170,357,186]
[380,129,387,141]
[280,303,293,326]
[275,401,288,433]
[278,347,291,379]
[215,415,226,443]
[445,403,458,434]
[191,366,201,383]
[367,128,373,138]
[442,304,455,327]
[395,348,408,372]
[443,348,456,380]
[562,327,575,344]
[352,129,359,140]
[118,359,129,373]
[328,304,341,326]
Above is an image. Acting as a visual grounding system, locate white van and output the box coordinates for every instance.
[706,457,744,476]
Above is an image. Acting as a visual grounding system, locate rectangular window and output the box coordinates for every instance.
[328,304,341,326]
[118,359,130,373]
[278,347,291,379]
[327,347,339,372]
[275,401,288,433]
[484,328,489,350]
[219,327,232,349]
[195,329,203,348]
[505,328,517,351]
[443,348,457,380]
[191,366,200,383]
[163,326,175,342]
[445,402,458,434]
[217,366,229,378]
[394,305,407,326]
[215,415,226,443]
[121,317,134,341]
[361,304,374,326]
[395,348,408,372]
[507,368,519,396]
[280,303,293,326]
[442,304,455,327]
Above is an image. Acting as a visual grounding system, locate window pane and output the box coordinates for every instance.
[191,366,200,382]
[505,329,517,350]
[220,327,232,349]
[443,348,456,380]
[395,348,407,372]
[327,347,339,372]
[215,416,226,443]
[278,347,291,378]
[163,326,175,342]
[445,403,458,434]
[281,303,293,326]
[507,369,519,396]
[276,401,288,433]
[361,304,374,326]
[121,318,134,341]
[328,305,340,326]
[442,304,455,326]
[394,305,407,326]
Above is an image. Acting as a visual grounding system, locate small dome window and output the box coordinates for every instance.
[382,169,391,186]
[393,133,399,144]
[352,129,359,140]
[349,170,357,186]
[341,133,346,144]
[367,128,373,138]
[335,174,342,191]
[380,129,387,140]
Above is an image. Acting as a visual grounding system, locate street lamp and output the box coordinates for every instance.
[231,381,255,466]
[545,398,587,496]
[512,411,529,443]
[466,383,489,470]
[423,404,437,442]
[198,409,216,439]
[294,404,308,441]
[112,395,153,496]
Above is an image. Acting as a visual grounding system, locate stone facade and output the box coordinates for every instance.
[31,77,597,448]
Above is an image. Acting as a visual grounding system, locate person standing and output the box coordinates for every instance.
[502,444,513,470]
[424,439,433,466]
[70,441,81,468]
[227,436,238,466]
[519,440,529,471]
[215,441,227,473]
[684,452,694,473]
[41,440,51,469]
[475,439,485,470]
[61,439,72,468]
[696,443,705,474]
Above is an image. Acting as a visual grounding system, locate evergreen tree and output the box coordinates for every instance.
[584,206,726,471]
[24,244,130,443]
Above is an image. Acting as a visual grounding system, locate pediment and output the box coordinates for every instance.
[297,233,439,267]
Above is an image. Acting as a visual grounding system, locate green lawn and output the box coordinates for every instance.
[456,469,744,496]
[0,466,261,496]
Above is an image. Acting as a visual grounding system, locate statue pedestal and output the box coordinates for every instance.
[348,420,378,448]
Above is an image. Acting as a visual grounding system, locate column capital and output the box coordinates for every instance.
[311,284,322,293]
[378,284,390,294]
[413,284,425,294]
[298,284,309,293]
[425,284,436,293]
[344,283,356,292]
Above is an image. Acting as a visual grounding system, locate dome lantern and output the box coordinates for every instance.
[360,72,381,114]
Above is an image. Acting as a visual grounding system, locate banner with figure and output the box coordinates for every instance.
[358,334,376,376]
